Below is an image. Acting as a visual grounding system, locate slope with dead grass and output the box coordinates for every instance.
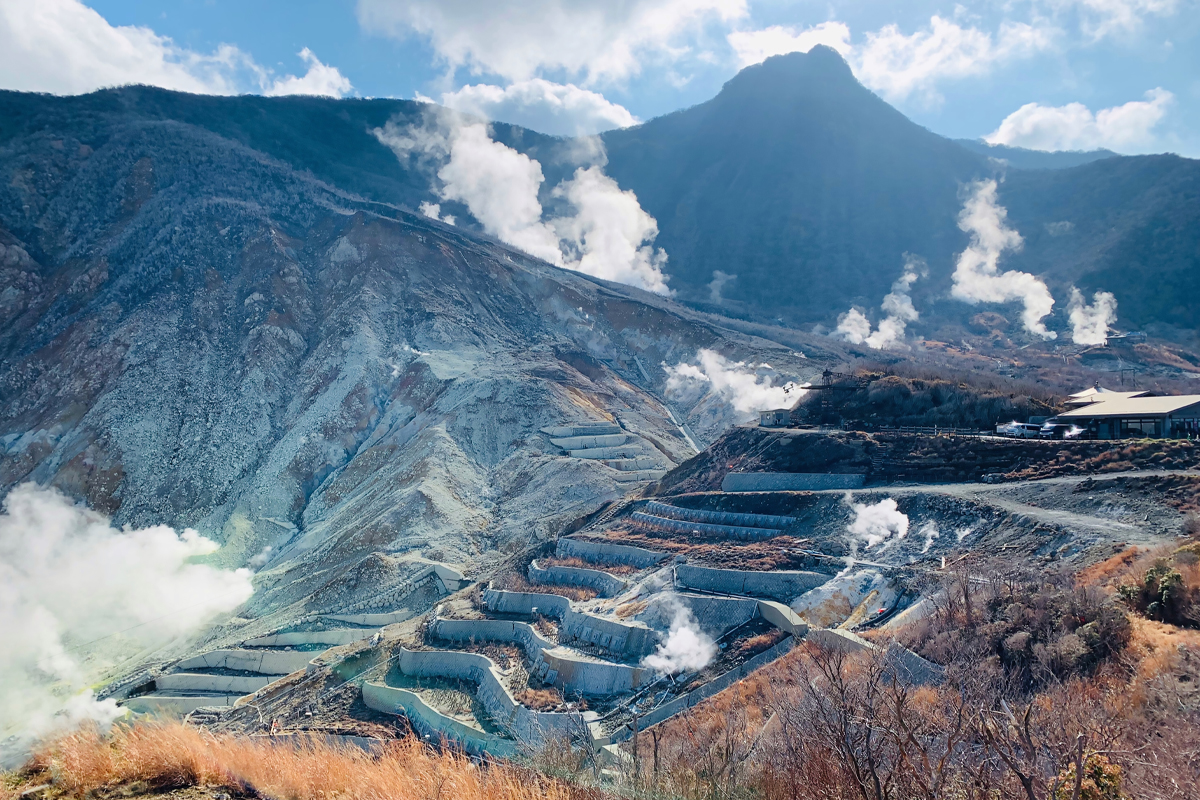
[3,723,589,800]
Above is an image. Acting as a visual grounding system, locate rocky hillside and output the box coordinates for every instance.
[0,110,822,620]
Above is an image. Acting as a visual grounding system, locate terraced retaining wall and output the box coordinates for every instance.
[609,635,796,743]
[570,445,642,459]
[176,649,314,675]
[155,673,272,694]
[542,424,621,438]
[557,537,667,568]
[123,695,243,715]
[481,586,659,659]
[529,559,627,597]
[676,594,761,637]
[644,501,795,529]
[393,648,592,744]
[431,618,652,695]
[245,630,372,647]
[675,564,829,601]
[720,472,865,492]
[362,682,519,758]
[551,434,629,449]
[630,512,780,541]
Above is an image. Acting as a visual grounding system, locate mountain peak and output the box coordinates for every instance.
[721,45,859,98]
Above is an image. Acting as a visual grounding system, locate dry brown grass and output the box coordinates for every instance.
[492,572,598,603]
[538,556,639,576]
[6,722,582,800]
[615,600,648,619]
[596,531,816,571]
[514,687,564,711]
[732,628,787,658]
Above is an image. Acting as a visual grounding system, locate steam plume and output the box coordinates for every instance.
[846,496,909,552]
[708,270,736,303]
[835,259,924,349]
[374,111,669,294]
[642,598,716,674]
[1067,288,1117,345]
[918,521,940,554]
[951,180,1056,339]
[663,348,805,419]
[0,484,253,760]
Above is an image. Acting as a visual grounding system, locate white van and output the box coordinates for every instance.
[996,422,1042,438]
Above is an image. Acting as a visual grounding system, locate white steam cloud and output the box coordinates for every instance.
[418,201,455,226]
[708,269,737,303]
[951,180,1056,339]
[1067,287,1117,345]
[642,598,716,675]
[663,348,806,419]
[846,496,909,552]
[918,521,940,554]
[835,259,924,349]
[0,484,253,759]
[374,111,669,295]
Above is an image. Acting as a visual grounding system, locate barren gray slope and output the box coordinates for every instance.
[0,114,819,622]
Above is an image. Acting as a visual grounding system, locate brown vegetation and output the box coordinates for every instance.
[514,687,565,711]
[4,723,584,800]
[491,572,598,602]
[536,556,639,576]
[616,554,1200,800]
[596,530,819,571]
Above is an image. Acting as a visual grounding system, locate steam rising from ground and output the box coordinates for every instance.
[1068,288,1118,345]
[374,110,669,294]
[951,180,1056,339]
[663,348,806,419]
[0,484,253,758]
[642,598,716,674]
[835,258,924,349]
[846,496,909,553]
[918,521,940,554]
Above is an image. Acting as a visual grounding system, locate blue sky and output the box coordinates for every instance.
[1,0,1196,155]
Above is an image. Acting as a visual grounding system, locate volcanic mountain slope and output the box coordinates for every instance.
[0,112,823,622]
[599,47,1200,333]
[8,56,1198,340]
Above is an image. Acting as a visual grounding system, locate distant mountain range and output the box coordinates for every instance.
[951,139,1118,170]
[4,48,1195,338]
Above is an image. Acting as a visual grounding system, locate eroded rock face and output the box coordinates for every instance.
[0,115,814,619]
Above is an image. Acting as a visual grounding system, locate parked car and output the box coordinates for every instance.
[1040,422,1088,440]
[996,422,1042,438]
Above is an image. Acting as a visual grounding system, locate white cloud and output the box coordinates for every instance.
[374,111,670,294]
[264,48,353,98]
[1057,0,1179,40]
[727,21,851,67]
[440,79,637,136]
[855,16,1055,104]
[1068,287,1118,344]
[985,88,1173,152]
[356,0,748,84]
[0,0,244,94]
[0,484,252,757]
[951,180,1056,339]
[0,0,350,98]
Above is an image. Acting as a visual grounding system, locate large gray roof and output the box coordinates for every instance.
[1058,395,1200,418]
